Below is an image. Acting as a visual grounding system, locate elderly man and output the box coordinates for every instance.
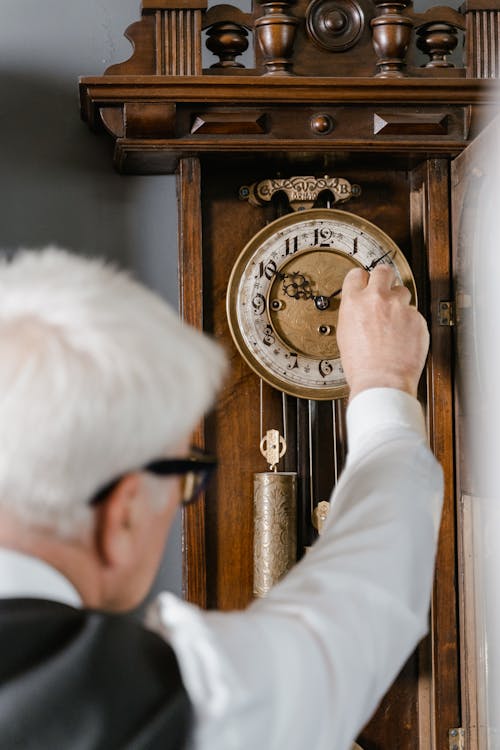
[0,248,442,749]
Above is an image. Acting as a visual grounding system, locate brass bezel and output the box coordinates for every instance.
[226,208,417,400]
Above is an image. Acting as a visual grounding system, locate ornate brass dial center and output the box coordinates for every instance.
[269,248,363,359]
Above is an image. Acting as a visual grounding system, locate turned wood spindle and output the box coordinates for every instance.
[416,22,458,68]
[255,0,298,76]
[370,0,413,78]
[206,22,249,68]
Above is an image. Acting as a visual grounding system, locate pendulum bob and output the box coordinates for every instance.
[253,471,297,597]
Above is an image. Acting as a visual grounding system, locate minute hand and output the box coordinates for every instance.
[364,249,393,271]
[315,251,394,303]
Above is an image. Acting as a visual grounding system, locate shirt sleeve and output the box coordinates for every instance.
[145,387,443,750]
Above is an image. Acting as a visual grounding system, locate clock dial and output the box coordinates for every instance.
[227,208,416,400]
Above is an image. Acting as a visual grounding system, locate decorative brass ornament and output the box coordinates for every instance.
[226,208,417,400]
[260,428,287,471]
[240,175,361,211]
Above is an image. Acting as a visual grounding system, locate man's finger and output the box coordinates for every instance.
[342,267,369,295]
[390,283,412,304]
[367,264,397,291]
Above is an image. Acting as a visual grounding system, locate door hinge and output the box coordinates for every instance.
[449,727,465,750]
[438,300,456,326]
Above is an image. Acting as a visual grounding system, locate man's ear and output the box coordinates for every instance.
[93,473,144,567]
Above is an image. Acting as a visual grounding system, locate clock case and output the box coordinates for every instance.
[80,2,499,747]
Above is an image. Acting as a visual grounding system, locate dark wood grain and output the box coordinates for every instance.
[81,76,498,110]
[177,157,207,607]
[418,158,461,747]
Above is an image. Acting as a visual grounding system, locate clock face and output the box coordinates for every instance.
[226,208,416,400]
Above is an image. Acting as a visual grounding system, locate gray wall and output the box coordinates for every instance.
[0,0,182,597]
[0,0,460,602]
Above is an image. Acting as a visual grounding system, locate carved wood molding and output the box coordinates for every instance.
[462,0,500,77]
[80,75,498,172]
[373,111,449,135]
[106,1,207,76]
[81,75,497,114]
[95,0,500,80]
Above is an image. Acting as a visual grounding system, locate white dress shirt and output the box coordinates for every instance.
[0,388,443,750]
[146,388,443,750]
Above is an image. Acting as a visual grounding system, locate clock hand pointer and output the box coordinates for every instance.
[307,286,343,311]
[364,249,393,271]
[316,251,395,302]
[312,251,395,308]
[327,287,343,300]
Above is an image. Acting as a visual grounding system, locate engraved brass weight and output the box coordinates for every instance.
[253,471,297,597]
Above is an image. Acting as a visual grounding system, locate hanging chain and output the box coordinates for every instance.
[308,399,315,519]
[282,392,287,448]
[332,401,338,484]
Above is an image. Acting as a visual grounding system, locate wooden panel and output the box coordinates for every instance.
[177,157,207,607]
[359,657,420,749]
[124,102,176,138]
[415,158,461,747]
[200,162,276,609]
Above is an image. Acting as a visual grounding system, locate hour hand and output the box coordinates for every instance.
[311,286,342,311]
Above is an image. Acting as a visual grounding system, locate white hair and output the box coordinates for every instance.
[0,247,227,536]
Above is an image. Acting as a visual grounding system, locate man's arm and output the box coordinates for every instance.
[147,266,443,750]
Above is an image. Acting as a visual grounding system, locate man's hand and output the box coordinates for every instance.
[337,265,429,400]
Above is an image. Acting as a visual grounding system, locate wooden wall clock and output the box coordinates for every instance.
[79,2,500,747]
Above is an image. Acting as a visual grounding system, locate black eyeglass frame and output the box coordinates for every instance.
[89,449,217,507]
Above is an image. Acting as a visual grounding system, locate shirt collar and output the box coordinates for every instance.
[0,546,82,608]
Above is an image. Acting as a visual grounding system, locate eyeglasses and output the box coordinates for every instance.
[89,447,217,507]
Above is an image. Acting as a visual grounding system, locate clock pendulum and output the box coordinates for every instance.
[253,380,297,597]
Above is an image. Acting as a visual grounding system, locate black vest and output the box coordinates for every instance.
[0,598,192,749]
